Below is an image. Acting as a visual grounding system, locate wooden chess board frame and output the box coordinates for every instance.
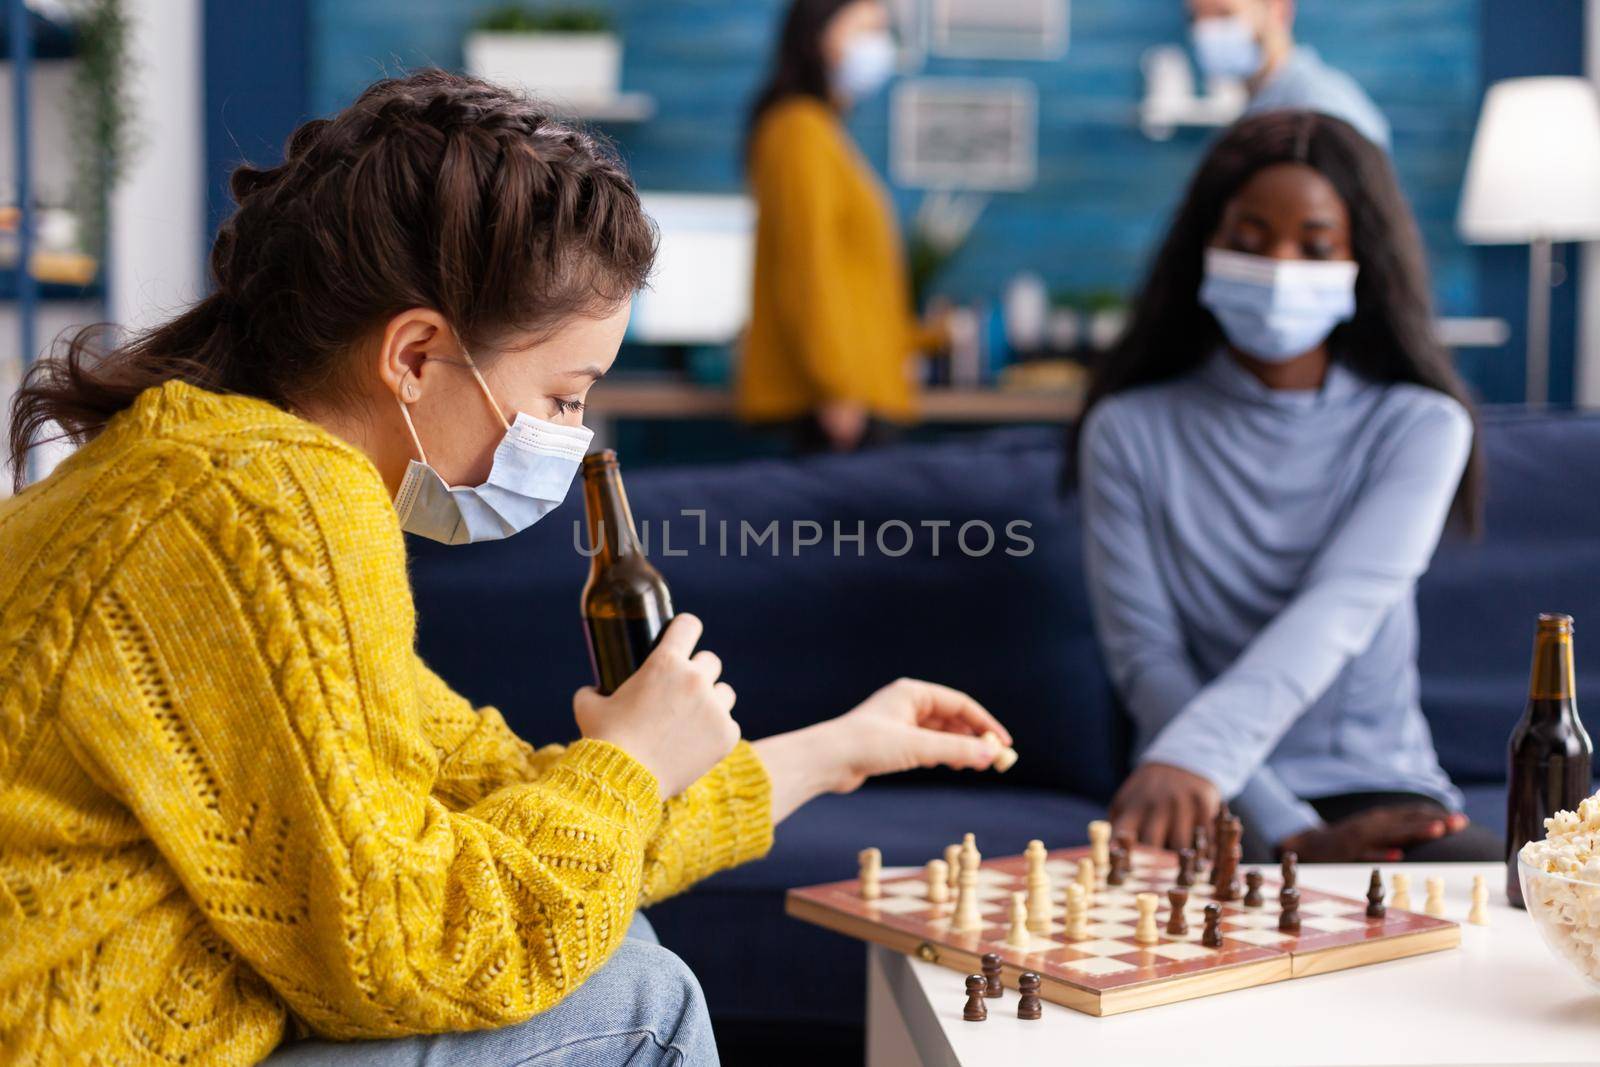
[786,845,1460,1016]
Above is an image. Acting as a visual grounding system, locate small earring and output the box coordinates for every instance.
[402,380,419,402]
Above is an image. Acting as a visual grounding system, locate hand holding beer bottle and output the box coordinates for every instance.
[580,450,673,694]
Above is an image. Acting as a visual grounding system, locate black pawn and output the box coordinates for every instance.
[1244,869,1264,908]
[1176,847,1196,888]
[1279,886,1301,934]
[1107,845,1127,886]
[963,974,988,1021]
[1201,902,1223,947]
[1017,971,1043,1020]
[1167,888,1189,936]
[1366,868,1387,919]
[1279,850,1298,908]
[981,952,1003,999]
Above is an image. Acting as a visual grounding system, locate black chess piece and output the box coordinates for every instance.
[1176,847,1196,888]
[1201,902,1223,947]
[1192,825,1210,874]
[1017,972,1043,1020]
[963,975,988,1021]
[1366,868,1387,919]
[1279,851,1298,908]
[1107,845,1127,887]
[1166,888,1189,936]
[1279,886,1302,934]
[981,952,1003,999]
[1244,869,1264,908]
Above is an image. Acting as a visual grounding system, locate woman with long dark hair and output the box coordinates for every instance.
[738,0,946,453]
[1079,109,1500,864]
[0,71,1012,1065]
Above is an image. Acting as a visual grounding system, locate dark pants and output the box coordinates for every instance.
[785,413,902,456]
[1307,791,1504,862]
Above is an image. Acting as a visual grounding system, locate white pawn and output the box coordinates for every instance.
[1468,875,1490,926]
[1065,882,1089,941]
[926,859,949,904]
[952,842,983,932]
[859,847,882,900]
[1026,841,1053,935]
[944,844,962,892]
[1424,876,1447,919]
[1392,872,1412,911]
[1076,856,1097,904]
[1134,892,1160,945]
[1006,891,1032,948]
[1088,819,1112,875]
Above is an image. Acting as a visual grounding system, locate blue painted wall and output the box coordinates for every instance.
[287,0,1544,401]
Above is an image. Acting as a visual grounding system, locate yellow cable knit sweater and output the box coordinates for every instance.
[0,381,774,1065]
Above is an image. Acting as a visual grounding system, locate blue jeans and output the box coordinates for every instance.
[264,915,717,1066]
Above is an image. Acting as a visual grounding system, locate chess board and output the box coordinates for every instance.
[786,845,1460,1016]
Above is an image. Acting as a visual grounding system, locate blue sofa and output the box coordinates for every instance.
[408,410,1600,1041]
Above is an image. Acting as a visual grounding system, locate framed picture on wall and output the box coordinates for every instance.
[891,78,1038,191]
[930,0,1068,60]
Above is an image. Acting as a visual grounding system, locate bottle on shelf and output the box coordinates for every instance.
[579,450,674,695]
[1507,613,1592,908]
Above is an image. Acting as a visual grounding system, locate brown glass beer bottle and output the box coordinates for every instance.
[580,450,674,695]
[1506,613,1592,907]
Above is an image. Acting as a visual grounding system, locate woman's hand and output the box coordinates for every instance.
[1280,806,1468,863]
[1110,762,1221,851]
[816,400,869,451]
[752,679,1010,825]
[573,614,739,798]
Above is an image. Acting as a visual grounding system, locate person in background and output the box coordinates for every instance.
[0,71,1014,1066]
[1188,0,1392,150]
[1075,110,1502,864]
[739,0,948,454]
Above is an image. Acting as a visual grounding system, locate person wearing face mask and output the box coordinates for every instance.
[0,71,1015,1067]
[739,0,948,454]
[1071,110,1502,866]
[1189,0,1392,151]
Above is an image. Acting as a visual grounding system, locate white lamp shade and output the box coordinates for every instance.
[1459,77,1600,244]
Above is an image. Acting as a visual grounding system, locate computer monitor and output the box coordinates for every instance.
[628,193,755,347]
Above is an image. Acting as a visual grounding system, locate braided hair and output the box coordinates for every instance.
[9,69,657,487]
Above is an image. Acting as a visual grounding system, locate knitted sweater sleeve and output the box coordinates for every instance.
[413,659,773,903]
[56,442,668,1039]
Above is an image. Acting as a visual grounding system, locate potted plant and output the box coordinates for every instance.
[464,5,621,108]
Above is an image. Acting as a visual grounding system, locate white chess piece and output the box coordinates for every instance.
[1025,841,1053,935]
[1391,872,1412,911]
[1088,820,1112,875]
[952,843,983,932]
[1006,891,1032,948]
[944,844,961,892]
[1065,882,1089,941]
[982,731,1019,772]
[859,847,882,900]
[1076,856,1097,905]
[1134,892,1160,945]
[1468,875,1490,926]
[1424,876,1447,919]
[926,859,949,904]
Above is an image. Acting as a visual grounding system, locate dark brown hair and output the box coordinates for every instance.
[9,69,656,487]
[745,0,859,160]
[1067,110,1483,534]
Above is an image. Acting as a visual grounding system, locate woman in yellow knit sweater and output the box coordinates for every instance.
[0,71,1010,1066]
[740,0,946,453]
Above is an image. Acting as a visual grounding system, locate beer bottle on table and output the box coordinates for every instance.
[580,450,674,695]
[1506,613,1592,907]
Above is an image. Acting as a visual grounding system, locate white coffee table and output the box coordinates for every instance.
[865,863,1595,1066]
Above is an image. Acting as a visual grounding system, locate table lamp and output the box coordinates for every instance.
[1459,77,1600,407]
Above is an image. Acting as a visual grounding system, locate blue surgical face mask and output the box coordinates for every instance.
[393,350,593,545]
[1199,248,1359,363]
[1191,15,1263,80]
[834,30,896,102]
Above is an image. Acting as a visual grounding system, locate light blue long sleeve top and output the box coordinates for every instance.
[1247,46,1392,151]
[1079,352,1471,848]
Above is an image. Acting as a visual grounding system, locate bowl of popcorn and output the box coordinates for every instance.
[1520,796,1600,991]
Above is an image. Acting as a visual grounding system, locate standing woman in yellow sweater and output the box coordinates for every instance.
[0,71,1010,1066]
[740,0,946,453]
